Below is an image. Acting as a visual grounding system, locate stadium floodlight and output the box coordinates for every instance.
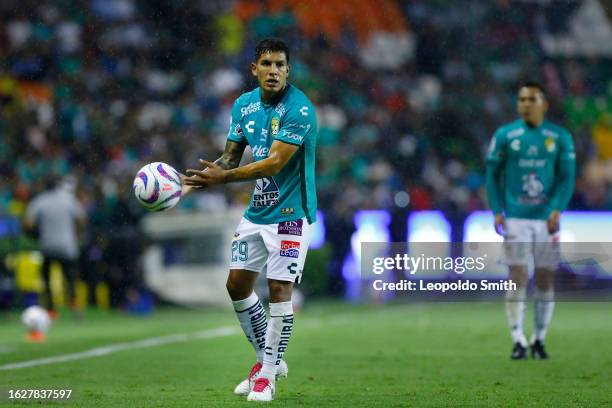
[407,211,451,243]
[341,210,391,300]
[309,210,326,249]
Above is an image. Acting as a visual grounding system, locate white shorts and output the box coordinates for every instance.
[229,217,312,283]
[502,218,560,268]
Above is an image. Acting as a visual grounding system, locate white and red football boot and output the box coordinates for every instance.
[234,360,287,396]
[247,377,275,402]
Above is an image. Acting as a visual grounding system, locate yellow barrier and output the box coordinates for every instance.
[9,251,110,309]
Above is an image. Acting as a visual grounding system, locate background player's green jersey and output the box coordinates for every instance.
[227,84,317,225]
[485,119,576,220]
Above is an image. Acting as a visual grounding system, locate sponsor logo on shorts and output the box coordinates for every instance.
[281,240,300,250]
[280,249,300,258]
[233,232,240,239]
[278,219,303,236]
[280,241,300,258]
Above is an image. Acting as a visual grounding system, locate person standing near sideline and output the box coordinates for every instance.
[24,175,87,319]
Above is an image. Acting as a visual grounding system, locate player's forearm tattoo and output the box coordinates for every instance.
[225,166,268,182]
[215,141,245,170]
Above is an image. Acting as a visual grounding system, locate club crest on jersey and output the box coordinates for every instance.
[545,138,556,152]
[271,117,280,136]
[278,219,303,236]
[253,177,279,207]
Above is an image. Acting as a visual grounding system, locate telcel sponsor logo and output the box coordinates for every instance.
[252,145,269,158]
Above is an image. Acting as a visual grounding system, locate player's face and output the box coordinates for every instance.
[517,87,547,125]
[251,51,289,95]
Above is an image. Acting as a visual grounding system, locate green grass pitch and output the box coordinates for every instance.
[1,302,611,407]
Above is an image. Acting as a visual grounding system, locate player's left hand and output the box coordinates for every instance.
[185,160,227,187]
[547,210,560,234]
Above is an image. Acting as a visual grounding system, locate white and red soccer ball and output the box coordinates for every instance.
[21,305,51,334]
[133,162,182,211]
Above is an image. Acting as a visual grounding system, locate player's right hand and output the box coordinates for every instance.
[547,210,560,234]
[179,173,204,197]
[494,214,505,236]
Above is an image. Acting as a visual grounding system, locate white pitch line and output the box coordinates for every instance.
[0,312,364,372]
[0,326,239,371]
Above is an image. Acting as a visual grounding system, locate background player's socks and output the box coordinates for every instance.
[533,288,554,342]
[232,291,268,363]
[505,287,527,347]
[260,301,294,381]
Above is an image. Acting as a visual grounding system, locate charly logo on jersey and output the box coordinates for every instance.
[253,177,279,207]
[522,173,544,198]
[510,139,521,151]
[271,117,280,136]
[545,138,556,152]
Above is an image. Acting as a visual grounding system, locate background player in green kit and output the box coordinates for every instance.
[486,81,575,360]
[183,38,317,402]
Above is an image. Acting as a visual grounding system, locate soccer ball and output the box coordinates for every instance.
[21,306,51,333]
[133,162,183,211]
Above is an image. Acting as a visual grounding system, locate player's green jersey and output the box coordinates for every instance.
[227,84,317,225]
[485,119,576,220]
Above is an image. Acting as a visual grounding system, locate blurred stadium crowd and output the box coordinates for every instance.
[1,0,611,302]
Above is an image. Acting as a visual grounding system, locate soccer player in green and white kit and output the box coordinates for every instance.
[486,81,575,360]
[183,38,317,402]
